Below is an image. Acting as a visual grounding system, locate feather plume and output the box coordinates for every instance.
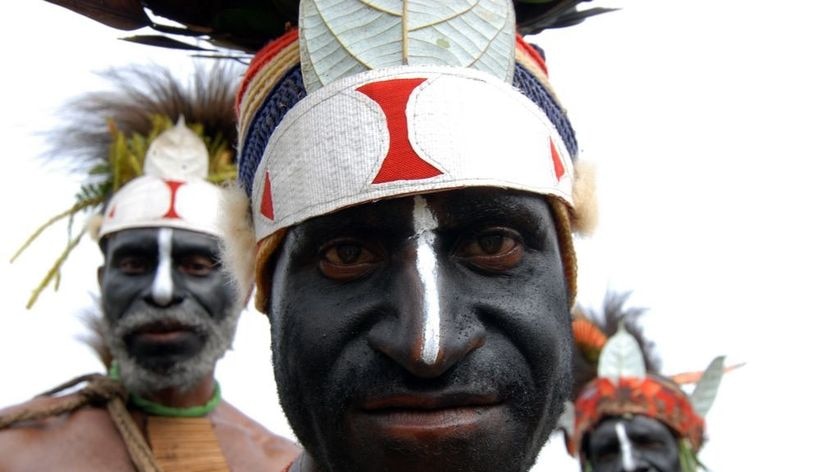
[77,305,112,369]
[47,63,240,174]
[570,291,661,398]
[46,0,610,53]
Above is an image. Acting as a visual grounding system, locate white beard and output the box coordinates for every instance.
[105,300,241,396]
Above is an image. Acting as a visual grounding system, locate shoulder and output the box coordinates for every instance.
[211,400,301,471]
[0,396,133,471]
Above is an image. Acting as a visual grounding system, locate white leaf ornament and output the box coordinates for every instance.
[299,0,516,92]
[690,355,725,417]
[597,324,646,383]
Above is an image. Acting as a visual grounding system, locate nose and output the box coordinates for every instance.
[368,238,485,378]
[144,228,184,307]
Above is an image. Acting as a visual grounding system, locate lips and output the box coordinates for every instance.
[353,392,505,439]
[131,320,196,342]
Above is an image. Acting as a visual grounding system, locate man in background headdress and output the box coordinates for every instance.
[565,293,727,471]
[0,65,300,471]
[219,1,598,471]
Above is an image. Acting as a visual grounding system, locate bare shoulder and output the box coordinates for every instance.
[0,396,133,471]
[211,400,301,471]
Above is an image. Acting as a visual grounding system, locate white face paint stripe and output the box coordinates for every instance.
[412,196,441,365]
[151,228,175,305]
[615,421,637,471]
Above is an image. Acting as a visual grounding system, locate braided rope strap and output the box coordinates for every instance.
[0,374,162,472]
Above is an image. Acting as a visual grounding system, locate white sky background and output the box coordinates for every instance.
[1,1,838,470]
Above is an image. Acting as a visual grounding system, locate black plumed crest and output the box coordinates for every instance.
[571,291,662,397]
[46,0,612,53]
[47,63,241,173]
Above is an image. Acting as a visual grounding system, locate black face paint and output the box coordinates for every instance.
[99,228,236,373]
[585,415,681,472]
[269,188,573,472]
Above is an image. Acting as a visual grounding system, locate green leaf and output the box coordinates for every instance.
[597,323,646,381]
[691,355,725,417]
[299,0,516,92]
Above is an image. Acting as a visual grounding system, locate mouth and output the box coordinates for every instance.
[353,392,505,439]
[130,320,198,343]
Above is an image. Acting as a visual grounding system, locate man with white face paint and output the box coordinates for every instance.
[222,1,599,471]
[0,65,300,471]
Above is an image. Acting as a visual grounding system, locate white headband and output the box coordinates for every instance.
[251,65,574,242]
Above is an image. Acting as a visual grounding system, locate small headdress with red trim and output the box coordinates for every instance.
[565,299,729,465]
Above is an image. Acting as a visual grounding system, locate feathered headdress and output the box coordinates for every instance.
[565,293,732,471]
[12,64,240,308]
[45,0,614,52]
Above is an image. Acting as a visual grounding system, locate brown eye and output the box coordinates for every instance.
[319,241,381,281]
[178,255,217,276]
[118,256,150,275]
[457,229,523,272]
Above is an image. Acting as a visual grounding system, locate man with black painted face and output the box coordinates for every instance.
[565,300,724,472]
[225,2,597,471]
[0,66,300,471]
[583,415,681,472]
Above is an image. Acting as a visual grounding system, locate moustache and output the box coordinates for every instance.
[111,300,213,340]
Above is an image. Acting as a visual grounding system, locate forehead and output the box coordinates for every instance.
[295,188,555,236]
[593,415,674,439]
[103,227,220,254]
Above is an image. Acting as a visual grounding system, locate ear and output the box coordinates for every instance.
[97,265,105,289]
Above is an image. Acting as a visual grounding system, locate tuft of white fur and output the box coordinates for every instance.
[87,213,104,241]
[572,160,598,236]
[220,184,256,305]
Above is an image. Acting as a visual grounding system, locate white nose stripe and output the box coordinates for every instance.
[412,196,440,365]
[616,421,637,471]
[151,228,174,305]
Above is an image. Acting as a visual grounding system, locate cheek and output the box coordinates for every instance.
[100,271,149,320]
[184,274,236,318]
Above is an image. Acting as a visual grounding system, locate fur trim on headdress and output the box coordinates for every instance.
[220,185,257,306]
[571,160,598,235]
[86,214,104,241]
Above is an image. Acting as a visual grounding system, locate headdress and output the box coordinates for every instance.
[566,294,730,471]
[219,0,600,312]
[45,0,614,52]
[12,64,239,307]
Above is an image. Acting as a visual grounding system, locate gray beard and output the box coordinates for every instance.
[105,300,241,397]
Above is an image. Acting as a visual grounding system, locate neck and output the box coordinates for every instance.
[143,373,216,408]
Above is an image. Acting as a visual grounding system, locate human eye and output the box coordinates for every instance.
[455,227,524,273]
[318,239,382,281]
[117,256,152,275]
[177,254,218,277]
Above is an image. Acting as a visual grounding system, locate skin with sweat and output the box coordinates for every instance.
[269,188,573,472]
[584,415,681,472]
[0,227,301,470]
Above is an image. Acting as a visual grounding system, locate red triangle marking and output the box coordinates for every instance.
[357,78,443,184]
[108,205,116,219]
[550,139,565,181]
[260,172,275,220]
